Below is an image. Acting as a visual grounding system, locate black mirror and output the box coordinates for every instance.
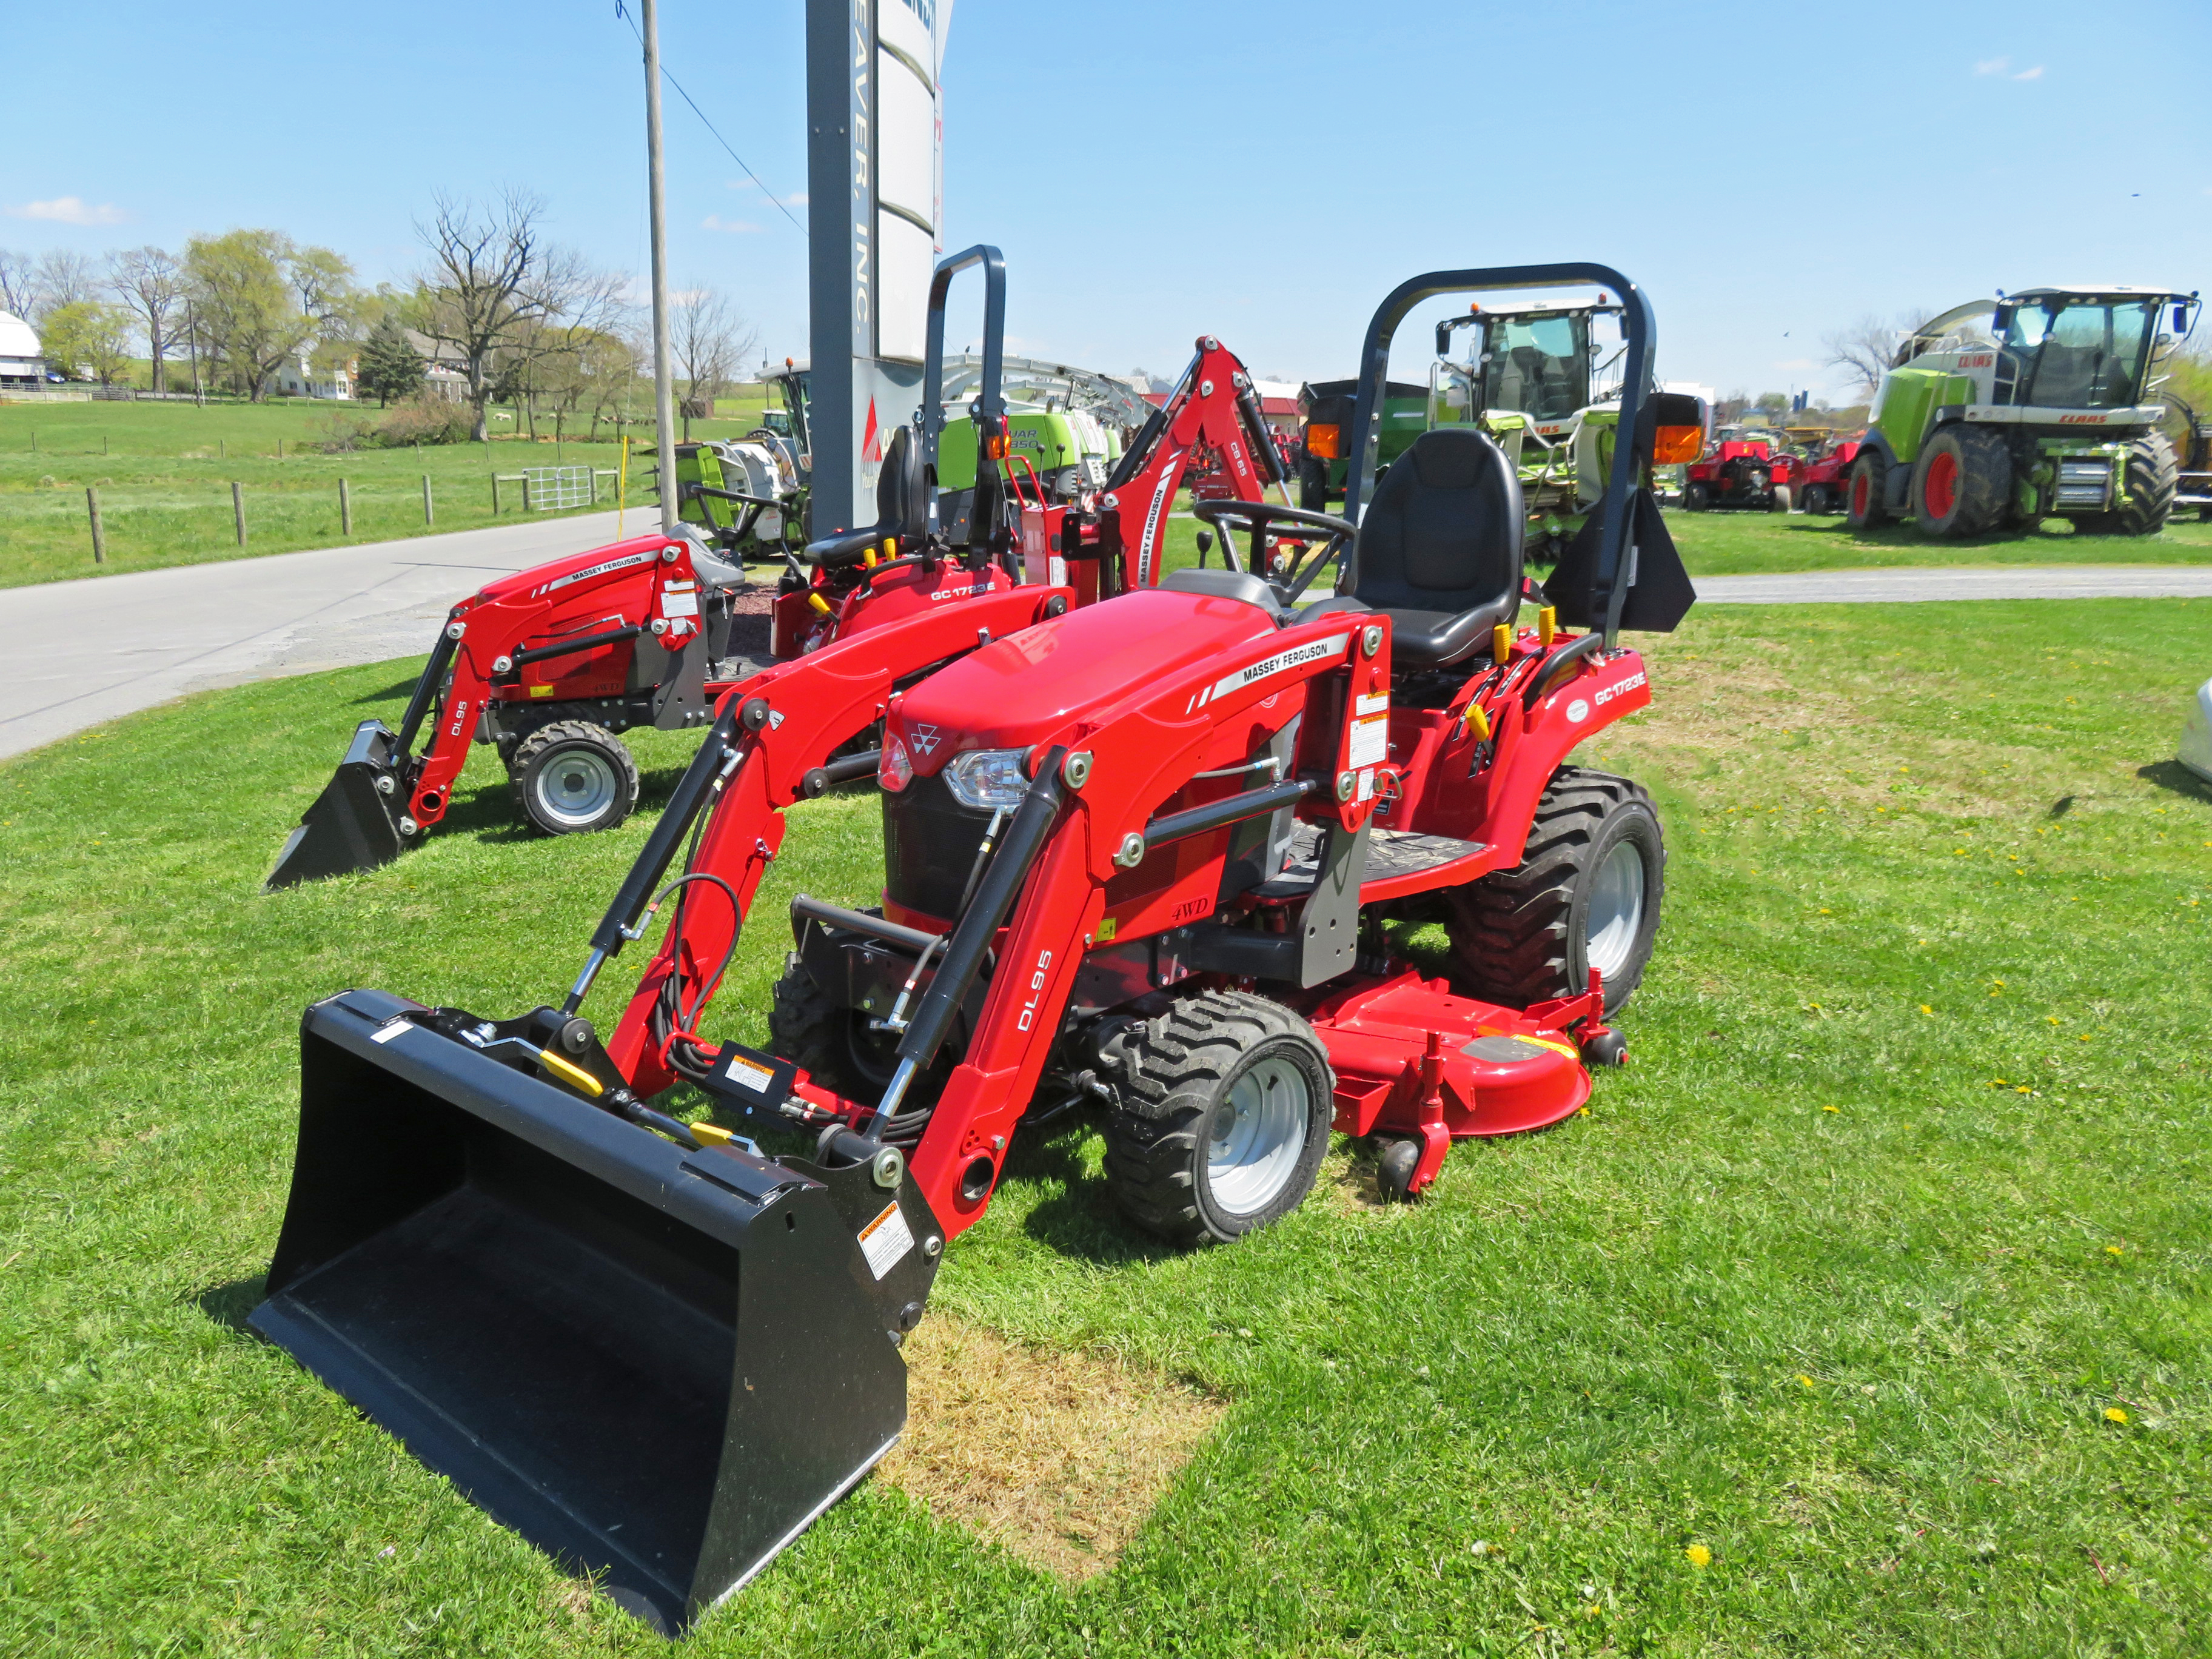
[1992,303,2016,337]
[2177,303,2191,333]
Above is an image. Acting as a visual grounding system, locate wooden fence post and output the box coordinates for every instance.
[232,480,246,546]
[86,487,105,563]
[491,475,501,515]
[340,477,352,535]
[422,474,434,526]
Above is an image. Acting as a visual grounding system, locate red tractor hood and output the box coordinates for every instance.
[468,534,677,608]
[890,586,1282,772]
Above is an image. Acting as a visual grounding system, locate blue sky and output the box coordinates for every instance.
[4,0,2207,401]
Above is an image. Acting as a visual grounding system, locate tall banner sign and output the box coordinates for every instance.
[806,0,954,532]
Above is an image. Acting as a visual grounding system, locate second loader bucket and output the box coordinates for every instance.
[266,719,408,890]
[250,988,942,1633]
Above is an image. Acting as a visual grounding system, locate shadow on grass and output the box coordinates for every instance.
[349,675,423,706]
[1009,1114,1179,1267]
[2137,760,2212,803]
[193,1276,269,1337]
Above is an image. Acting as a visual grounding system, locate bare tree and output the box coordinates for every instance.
[1822,309,1934,403]
[670,287,757,421]
[0,250,34,318]
[107,247,186,394]
[411,189,628,441]
[29,249,98,321]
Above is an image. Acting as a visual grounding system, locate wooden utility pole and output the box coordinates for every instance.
[642,0,677,534]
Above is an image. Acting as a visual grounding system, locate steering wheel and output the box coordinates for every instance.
[1191,499,1356,603]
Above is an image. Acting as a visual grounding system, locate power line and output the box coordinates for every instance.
[613,1,806,235]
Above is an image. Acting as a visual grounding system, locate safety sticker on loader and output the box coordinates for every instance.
[702,1042,798,1115]
[859,1200,916,1281]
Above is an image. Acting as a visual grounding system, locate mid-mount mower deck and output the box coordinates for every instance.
[247,261,1698,1632]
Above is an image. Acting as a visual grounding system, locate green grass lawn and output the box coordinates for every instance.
[4,597,2208,1654]
[0,400,643,589]
[1660,503,2212,575]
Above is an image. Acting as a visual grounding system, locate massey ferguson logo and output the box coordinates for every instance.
[1183,634,1350,713]
[909,724,942,756]
[533,548,655,597]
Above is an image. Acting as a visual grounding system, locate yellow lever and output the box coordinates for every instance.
[539,1051,605,1099]
[1538,605,1557,646]
[807,591,833,616]
[1464,702,1492,740]
[689,1121,737,1146]
[1492,623,1513,663]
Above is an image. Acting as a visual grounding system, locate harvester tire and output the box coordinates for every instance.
[1100,991,1333,1245]
[1912,426,2009,538]
[1444,767,1664,1017]
[1846,451,1889,530]
[768,952,908,1100]
[2079,432,2179,536]
[509,721,638,836]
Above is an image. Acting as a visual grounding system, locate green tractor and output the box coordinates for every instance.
[1847,287,2200,538]
[929,354,1139,537]
[670,363,813,561]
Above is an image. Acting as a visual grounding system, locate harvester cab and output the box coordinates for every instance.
[248,260,1699,1632]
[1846,286,2200,537]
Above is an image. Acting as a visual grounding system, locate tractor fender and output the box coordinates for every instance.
[1478,648,1651,870]
[1853,427,1917,514]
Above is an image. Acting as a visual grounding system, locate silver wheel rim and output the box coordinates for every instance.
[1585,838,1646,983]
[534,746,620,829]
[1206,1053,1310,1216]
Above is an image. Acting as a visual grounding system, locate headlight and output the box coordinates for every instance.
[944,748,1029,810]
[879,735,913,793]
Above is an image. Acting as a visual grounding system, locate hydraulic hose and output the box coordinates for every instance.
[863,745,1068,1139]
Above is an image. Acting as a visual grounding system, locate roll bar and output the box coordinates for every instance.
[1345,263,1656,646]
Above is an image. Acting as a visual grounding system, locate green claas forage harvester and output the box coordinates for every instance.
[1848,287,2199,538]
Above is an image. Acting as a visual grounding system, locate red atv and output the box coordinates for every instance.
[1684,434,1800,513]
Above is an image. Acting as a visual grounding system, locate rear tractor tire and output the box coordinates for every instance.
[1912,425,2009,538]
[1100,991,1335,1245]
[1445,766,1665,1017]
[1845,450,1890,530]
[2079,432,2180,537]
[509,720,639,836]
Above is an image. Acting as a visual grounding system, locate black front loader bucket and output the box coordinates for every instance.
[249,989,942,1633]
[266,720,409,890]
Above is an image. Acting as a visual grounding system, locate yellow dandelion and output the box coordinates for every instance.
[1920,1004,1934,1016]
[2015,1085,2032,1094]
[2047,1016,2060,1025]
[1584,1604,1603,1618]
[2105,1245,2125,1256]
[1822,1105,1840,1113]
[2104,1407,2128,1424]
[1819,908,1832,915]
[2079,1033,2093,1042]
[1797,1374,1815,1387]
[1685,1543,1712,1568]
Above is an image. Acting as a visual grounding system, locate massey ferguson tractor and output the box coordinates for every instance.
[244,260,1698,1631]
[1846,286,2199,537]
[1683,430,1800,512]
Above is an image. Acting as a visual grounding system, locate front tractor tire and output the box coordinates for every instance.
[508,720,640,836]
[1683,481,1711,512]
[1771,483,1794,514]
[1101,991,1335,1246]
[1912,425,2009,538]
[2079,432,2179,537]
[1846,450,1890,530]
[1446,767,1664,1017]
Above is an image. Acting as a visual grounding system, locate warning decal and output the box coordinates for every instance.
[859,1200,916,1281]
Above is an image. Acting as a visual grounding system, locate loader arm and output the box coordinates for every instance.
[1081,336,1291,589]
[603,585,1075,1091]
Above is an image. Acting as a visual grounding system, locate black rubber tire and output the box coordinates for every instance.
[2077,432,2179,536]
[1444,767,1665,1017]
[508,720,638,836]
[1683,481,1710,512]
[1771,483,1794,514]
[1101,990,1334,1246]
[767,951,907,1100]
[1846,449,1890,530]
[1912,425,2010,538]
[1803,483,1831,516]
[1375,1138,1420,1202]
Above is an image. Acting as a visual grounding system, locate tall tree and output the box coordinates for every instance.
[670,287,756,418]
[184,230,355,401]
[41,300,136,384]
[411,189,626,441]
[355,310,425,406]
[29,250,98,322]
[107,247,185,394]
[1822,309,1933,404]
[0,250,34,319]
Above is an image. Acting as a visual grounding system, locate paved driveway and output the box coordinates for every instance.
[0,512,627,761]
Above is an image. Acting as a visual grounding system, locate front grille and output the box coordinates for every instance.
[883,773,994,923]
[2055,460,2112,509]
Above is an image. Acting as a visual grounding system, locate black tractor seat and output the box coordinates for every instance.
[802,425,928,569]
[1304,426,1524,668]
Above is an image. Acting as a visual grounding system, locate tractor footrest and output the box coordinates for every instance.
[1253,825,1487,905]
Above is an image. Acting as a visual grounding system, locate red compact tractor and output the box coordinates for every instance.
[1789,429,1864,516]
[1683,432,1800,512]
[246,261,1697,1629]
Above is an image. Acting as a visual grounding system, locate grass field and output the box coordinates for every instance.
[0,400,641,589]
[3,594,2208,1654]
[1661,504,2212,575]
